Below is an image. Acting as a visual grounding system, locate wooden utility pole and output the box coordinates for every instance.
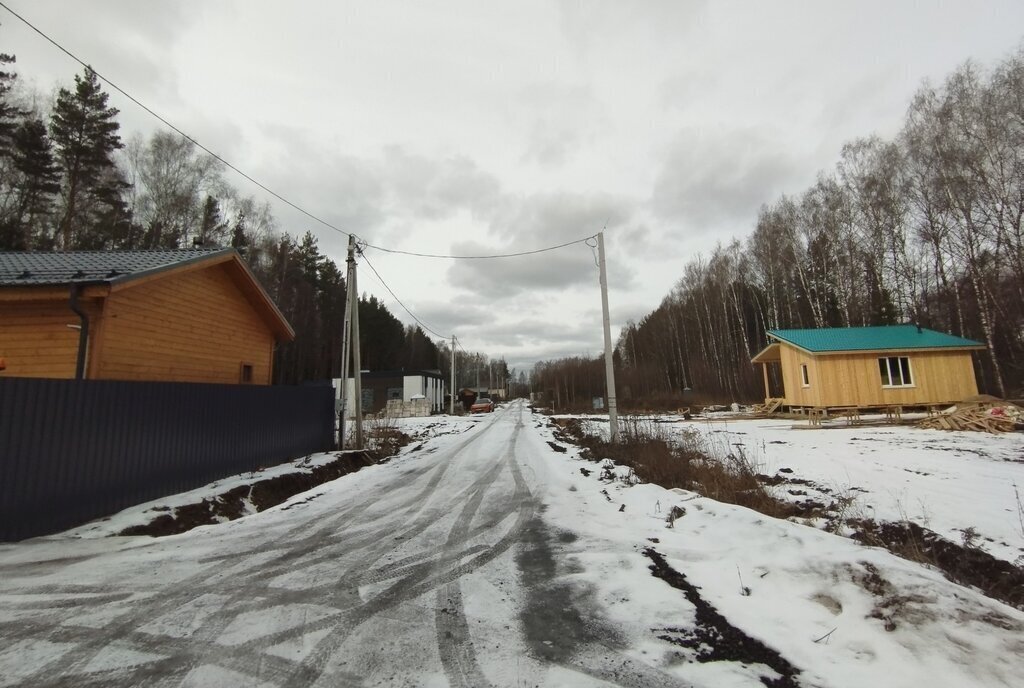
[598,232,619,442]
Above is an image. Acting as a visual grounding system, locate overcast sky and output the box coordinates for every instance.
[3,1,1023,372]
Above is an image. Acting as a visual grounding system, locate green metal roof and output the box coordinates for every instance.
[767,325,984,353]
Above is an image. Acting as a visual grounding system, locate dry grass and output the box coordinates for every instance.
[550,412,1024,610]
[555,415,795,519]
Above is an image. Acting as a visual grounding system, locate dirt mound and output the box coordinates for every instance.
[119,451,377,537]
[850,520,1024,610]
[644,548,802,687]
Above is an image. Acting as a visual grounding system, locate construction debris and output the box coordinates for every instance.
[917,399,1023,433]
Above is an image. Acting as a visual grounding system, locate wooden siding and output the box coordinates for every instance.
[0,299,102,379]
[778,344,822,407]
[777,343,978,407]
[93,263,275,384]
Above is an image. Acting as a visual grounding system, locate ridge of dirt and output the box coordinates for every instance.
[547,412,1024,613]
[849,519,1024,610]
[119,451,378,537]
[643,548,803,687]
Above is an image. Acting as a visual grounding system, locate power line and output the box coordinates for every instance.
[362,235,597,259]
[0,0,352,242]
[0,1,601,262]
[358,248,450,340]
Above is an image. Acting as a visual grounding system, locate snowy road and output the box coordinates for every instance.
[0,401,689,687]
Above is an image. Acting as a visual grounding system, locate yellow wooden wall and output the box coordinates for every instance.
[91,264,275,384]
[778,345,822,407]
[778,344,978,407]
[0,299,102,379]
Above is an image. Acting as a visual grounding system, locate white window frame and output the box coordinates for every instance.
[879,356,914,388]
[800,363,810,388]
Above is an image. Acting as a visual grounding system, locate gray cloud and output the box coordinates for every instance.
[12,1,194,111]
[556,0,709,53]
[517,83,607,168]
[649,127,804,230]
[443,191,637,298]
[380,147,502,221]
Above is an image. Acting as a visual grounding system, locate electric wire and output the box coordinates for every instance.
[361,235,597,259]
[357,247,450,340]
[0,1,355,242]
[1,1,602,262]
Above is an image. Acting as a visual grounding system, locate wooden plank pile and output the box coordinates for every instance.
[917,401,1022,433]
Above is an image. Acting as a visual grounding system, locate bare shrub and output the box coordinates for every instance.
[557,414,795,519]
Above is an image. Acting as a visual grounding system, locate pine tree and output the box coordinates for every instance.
[0,51,20,157]
[198,195,228,246]
[5,118,61,249]
[50,67,125,248]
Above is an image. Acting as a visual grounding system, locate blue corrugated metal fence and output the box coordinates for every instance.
[0,377,335,541]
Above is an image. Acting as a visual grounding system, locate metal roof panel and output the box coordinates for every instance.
[767,325,984,352]
[0,249,231,286]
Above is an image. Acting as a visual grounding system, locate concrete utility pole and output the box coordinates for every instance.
[339,235,364,450]
[597,232,619,442]
[350,239,364,450]
[449,335,456,415]
[339,249,353,449]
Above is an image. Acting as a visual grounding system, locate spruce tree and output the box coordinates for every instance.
[50,67,125,248]
[0,51,20,157]
[6,117,61,249]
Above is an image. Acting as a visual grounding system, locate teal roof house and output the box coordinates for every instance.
[750,325,985,409]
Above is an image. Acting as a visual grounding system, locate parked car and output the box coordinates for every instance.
[470,397,495,414]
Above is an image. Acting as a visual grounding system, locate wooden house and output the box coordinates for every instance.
[0,249,294,385]
[750,325,985,411]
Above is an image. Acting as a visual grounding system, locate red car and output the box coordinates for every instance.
[470,397,495,414]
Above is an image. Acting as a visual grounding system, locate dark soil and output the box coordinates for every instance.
[119,451,377,537]
[546,409,1024,614]
[643,548,802,687]
[849,519,1024,610]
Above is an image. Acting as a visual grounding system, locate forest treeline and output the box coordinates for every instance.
[534,46,1024,408]
[0,52,514,387]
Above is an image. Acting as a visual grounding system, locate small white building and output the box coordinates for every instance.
[334,369,445,418]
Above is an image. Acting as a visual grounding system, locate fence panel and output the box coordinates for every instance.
[0,377,335,541]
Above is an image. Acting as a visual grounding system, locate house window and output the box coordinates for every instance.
[879,356,913,387]
[800,363,810,387]
[240,363,254,384]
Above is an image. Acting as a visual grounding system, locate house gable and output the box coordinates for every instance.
[93,261,277,384]
[0,249,293,384]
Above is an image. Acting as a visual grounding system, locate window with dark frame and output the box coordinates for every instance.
[878,356,913,387]
[800,363,810,387]
[240,363,254,384]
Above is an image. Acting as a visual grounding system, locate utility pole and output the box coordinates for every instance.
[450,335,456,415]
[597,232,619,442]
[340,235,364,450]
[350,239,364,450]
[338,243,353,449]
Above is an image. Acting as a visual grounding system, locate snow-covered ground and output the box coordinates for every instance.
[1,402,1022,687]
[573,412,1024,565]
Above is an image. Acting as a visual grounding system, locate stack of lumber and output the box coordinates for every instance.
[918,400,1022,433]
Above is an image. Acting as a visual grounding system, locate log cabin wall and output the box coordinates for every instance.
[0,297,103,379]
[92,263,275,385]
